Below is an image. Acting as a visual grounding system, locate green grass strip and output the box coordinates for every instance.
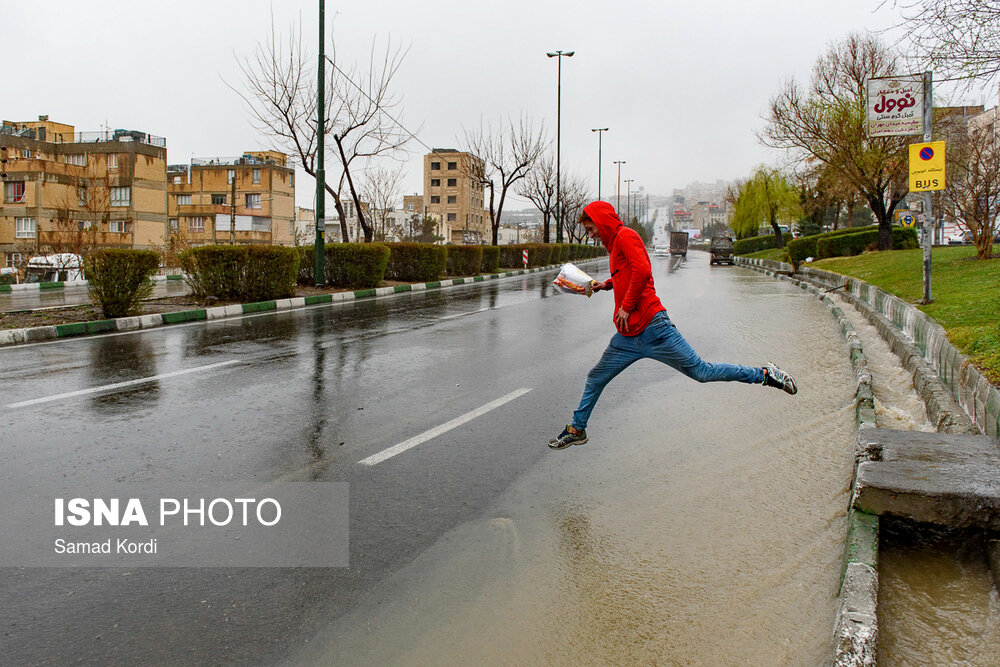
[353,288,376,299]
[242,301,277,314]
[161,309,207,324]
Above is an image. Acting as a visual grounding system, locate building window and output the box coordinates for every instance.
[22,149,32,158]
[246,193,261,209]
[430,195,440,204]
[188,217,205,232]
[447,213,457,222]
[290,173,294,186]
[430,178,440,187]
[15,217,36,238]
[172,176,182,184]
[4,181,25,203]
[447,161,457,170]
[406,203,414,211]
[169,218,178,232]
[78,186,88,207]
[227,169,235,184]
[177,194,192,206]
[110,187,130,207]
[289,221,294,235]
[110,220,130,234]
[252,169,260,184]
[77,221,93,231]
[6,253,24,268]
[447,178,457,187]
[211,194,226,205]
[65,154,85,167]
[108,153,118,170]
[447,195,457,204]
[431,161,440,170]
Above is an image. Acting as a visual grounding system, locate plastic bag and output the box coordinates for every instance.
[553,263,596,297]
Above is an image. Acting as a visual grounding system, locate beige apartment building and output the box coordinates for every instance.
[1,116,168,269]
[423,149,489,244]
[167,151,295,246]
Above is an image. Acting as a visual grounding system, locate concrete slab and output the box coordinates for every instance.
[853,427,1000,530]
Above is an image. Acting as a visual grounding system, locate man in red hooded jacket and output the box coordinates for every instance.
[549,201,797,449]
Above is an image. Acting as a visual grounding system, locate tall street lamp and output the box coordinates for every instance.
[613,160,625,215]
[591,128,608,201]
[624,179,634,223]
[314,0,326,286]
[547,49,574,243]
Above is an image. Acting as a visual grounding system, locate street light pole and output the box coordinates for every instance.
[613,160,625,216]
[314,0,326,286]
[547,49,574,243]
[624,179,634,223]
[591,128,608,201]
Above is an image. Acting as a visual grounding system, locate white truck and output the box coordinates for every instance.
[24,253,84,283]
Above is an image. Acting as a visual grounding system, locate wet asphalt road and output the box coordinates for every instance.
[0,254,842,664]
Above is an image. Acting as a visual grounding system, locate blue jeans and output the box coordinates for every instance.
[571,311,765,430]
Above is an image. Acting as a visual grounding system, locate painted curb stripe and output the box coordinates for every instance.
[242,301,277,314]
[161,309,207,324]
[39,282,64,290]
[0,285,10,293]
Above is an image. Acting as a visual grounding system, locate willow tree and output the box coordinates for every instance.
[728,168,801,246]
[761,33,909,250]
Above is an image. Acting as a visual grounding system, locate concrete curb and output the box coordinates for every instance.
[0,274,184,294]
[736,257,879,666]
[0,260,604,348]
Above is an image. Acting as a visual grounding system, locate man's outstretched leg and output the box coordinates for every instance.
[549,334,641,450]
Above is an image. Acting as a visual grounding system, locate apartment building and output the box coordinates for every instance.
[0,116,168,269]
[423,149,488,244]
[167,151,294,246]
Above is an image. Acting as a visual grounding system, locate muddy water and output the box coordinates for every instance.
[829,293,1000,664]
[290,261,861,665]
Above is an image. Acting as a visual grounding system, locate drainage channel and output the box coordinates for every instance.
[829,292,1000,665]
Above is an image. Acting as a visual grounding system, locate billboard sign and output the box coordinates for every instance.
[867,75,924,137]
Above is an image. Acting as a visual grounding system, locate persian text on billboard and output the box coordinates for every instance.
[867,75,924,137]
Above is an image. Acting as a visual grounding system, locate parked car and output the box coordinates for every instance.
[24,253,84,283]
[947,232,970,245]
[652,244,669,256]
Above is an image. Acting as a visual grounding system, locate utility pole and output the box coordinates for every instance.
[921,70,934,304]
[625,179,634,223]
[230,173,237,245]
[314,0,326,286]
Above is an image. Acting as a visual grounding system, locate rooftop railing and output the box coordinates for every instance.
[191,155,281,167]
[73,130,167,147]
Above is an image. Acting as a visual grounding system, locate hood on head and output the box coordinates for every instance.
[583,201,623,248]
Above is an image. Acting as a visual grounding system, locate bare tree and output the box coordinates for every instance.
[464,116,548,245]
[358,164,405,241]
[937,112,1000,258]
[231,16,410,243]
[761,33,910,250]
[515,153,556,242]
[885,0,1000,89]
[559,174,591,243]
[45,160,132,257]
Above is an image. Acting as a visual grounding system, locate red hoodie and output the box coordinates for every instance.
[584,201,665,336]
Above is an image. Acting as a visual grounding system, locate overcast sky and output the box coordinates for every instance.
[6,1,953,210]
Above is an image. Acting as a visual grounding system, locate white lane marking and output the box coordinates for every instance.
[6,360,240,408]
[358,387,534,466]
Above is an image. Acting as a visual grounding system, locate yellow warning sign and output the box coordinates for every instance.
[909,141,945,192]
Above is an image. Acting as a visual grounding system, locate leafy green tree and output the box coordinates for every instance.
[728,167,800,247]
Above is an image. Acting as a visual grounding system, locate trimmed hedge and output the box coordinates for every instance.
[324,243,390,288]
[180,245,299,302]
[816,227,919,259]
[786,225,878,264]
[85,248,161,319]
[446,245,484,276]
[385,243,448,281]
[733,234,784,255]
[479,245,500,273]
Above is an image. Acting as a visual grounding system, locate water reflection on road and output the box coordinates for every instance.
[290,253,858,665]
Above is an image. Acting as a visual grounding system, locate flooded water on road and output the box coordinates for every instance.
[828,293,1000,665]
[290,257,860,665]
